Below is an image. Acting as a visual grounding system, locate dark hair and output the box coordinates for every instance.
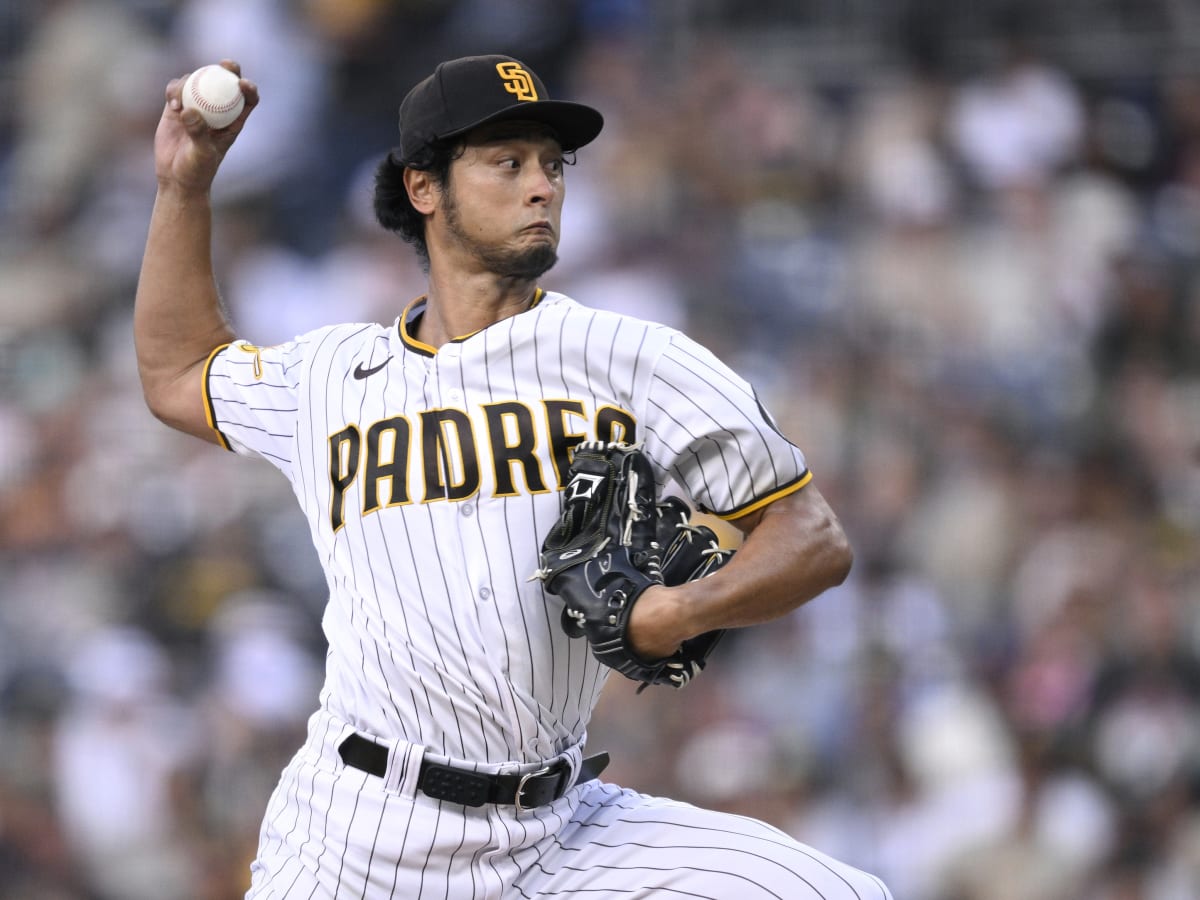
[373,141,461,269]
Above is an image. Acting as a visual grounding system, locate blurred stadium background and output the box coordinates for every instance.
[2,1,1200,897]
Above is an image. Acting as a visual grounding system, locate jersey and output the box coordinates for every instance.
[204,290,896,899]
[203,289,810,765]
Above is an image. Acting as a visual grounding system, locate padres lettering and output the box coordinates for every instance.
[496,61,538,101]
[328,399,636,530]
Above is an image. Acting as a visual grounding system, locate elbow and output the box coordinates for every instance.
[138,370,173,423]
[143,391,175,428]
[138,367,197,434]
[829,531,854,587]
[133,340,224,442]
[142,385,196,435]
[818,514,854,589]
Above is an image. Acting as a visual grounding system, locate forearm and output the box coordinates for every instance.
[134,186,235,434]
[136,187,233,369]
[630,485,852,658]
[693,496,851,632]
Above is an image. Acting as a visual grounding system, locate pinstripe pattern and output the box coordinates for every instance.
[247,710,892,899]
[205,293,808,761]
[204,293,888,896]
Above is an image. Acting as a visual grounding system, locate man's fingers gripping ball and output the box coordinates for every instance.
[181,64,246,129]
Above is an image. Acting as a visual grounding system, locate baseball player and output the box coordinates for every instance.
[135,55,893,898]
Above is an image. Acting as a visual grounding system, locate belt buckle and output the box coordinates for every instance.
[515,764,555,813]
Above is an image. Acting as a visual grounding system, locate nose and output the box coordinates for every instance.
[524,167,556,205]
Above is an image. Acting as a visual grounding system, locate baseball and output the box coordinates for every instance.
[181,65,245,129]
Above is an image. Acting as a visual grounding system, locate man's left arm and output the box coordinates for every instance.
[627,483,852,660]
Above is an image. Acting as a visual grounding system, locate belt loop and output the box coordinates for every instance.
[390,740,425,797]
[334,727,425,799]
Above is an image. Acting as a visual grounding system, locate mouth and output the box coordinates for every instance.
[522,222,556,238]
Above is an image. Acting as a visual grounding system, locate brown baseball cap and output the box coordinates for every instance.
[396,55,604,164]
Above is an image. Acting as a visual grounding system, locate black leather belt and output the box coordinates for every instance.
[338,732,609,811]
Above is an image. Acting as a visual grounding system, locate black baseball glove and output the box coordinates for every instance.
[533,441,733,689]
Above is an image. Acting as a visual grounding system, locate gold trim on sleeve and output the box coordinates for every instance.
[716,470,813,521]
[203,343,234,451]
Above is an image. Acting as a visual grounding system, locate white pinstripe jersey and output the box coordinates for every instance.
[204,290,810,767]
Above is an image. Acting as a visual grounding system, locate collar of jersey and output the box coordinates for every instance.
[397,289,546,357]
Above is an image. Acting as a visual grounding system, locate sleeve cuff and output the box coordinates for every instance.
[706,470,813,521]
[203,343,234,451]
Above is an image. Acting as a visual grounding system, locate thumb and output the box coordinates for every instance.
[179,106,207,131]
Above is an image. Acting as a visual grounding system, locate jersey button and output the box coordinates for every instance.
[460,503,475,517]
[478,586,491,601]
[447,389,462,402]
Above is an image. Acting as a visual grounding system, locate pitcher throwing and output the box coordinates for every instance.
[135,53,892,899]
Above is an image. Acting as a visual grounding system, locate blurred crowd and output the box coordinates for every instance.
[2,1,1199,898]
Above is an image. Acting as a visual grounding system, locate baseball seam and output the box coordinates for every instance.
[188,70,241,114]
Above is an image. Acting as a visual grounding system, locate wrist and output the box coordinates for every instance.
[629,584,693,661]
[157,179,212,202]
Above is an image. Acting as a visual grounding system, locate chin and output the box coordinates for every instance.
[501,245,558,280]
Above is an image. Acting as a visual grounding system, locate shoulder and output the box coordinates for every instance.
[218,322,392,383]
[287,321,393,362]
[224,321,389,354]
[536,291,680,340]
[304,321,392,347]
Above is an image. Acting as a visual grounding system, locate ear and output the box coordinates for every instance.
[404,168,438,216]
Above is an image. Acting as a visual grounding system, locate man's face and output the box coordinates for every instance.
[435,122,566,280]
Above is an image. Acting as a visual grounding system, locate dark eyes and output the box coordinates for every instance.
[499,158,564,176]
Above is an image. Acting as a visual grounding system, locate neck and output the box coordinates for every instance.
[415,267,539,348]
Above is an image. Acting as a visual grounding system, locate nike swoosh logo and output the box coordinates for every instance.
[353,357,392,380]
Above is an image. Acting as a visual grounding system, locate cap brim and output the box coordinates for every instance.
[445,100,604,152]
